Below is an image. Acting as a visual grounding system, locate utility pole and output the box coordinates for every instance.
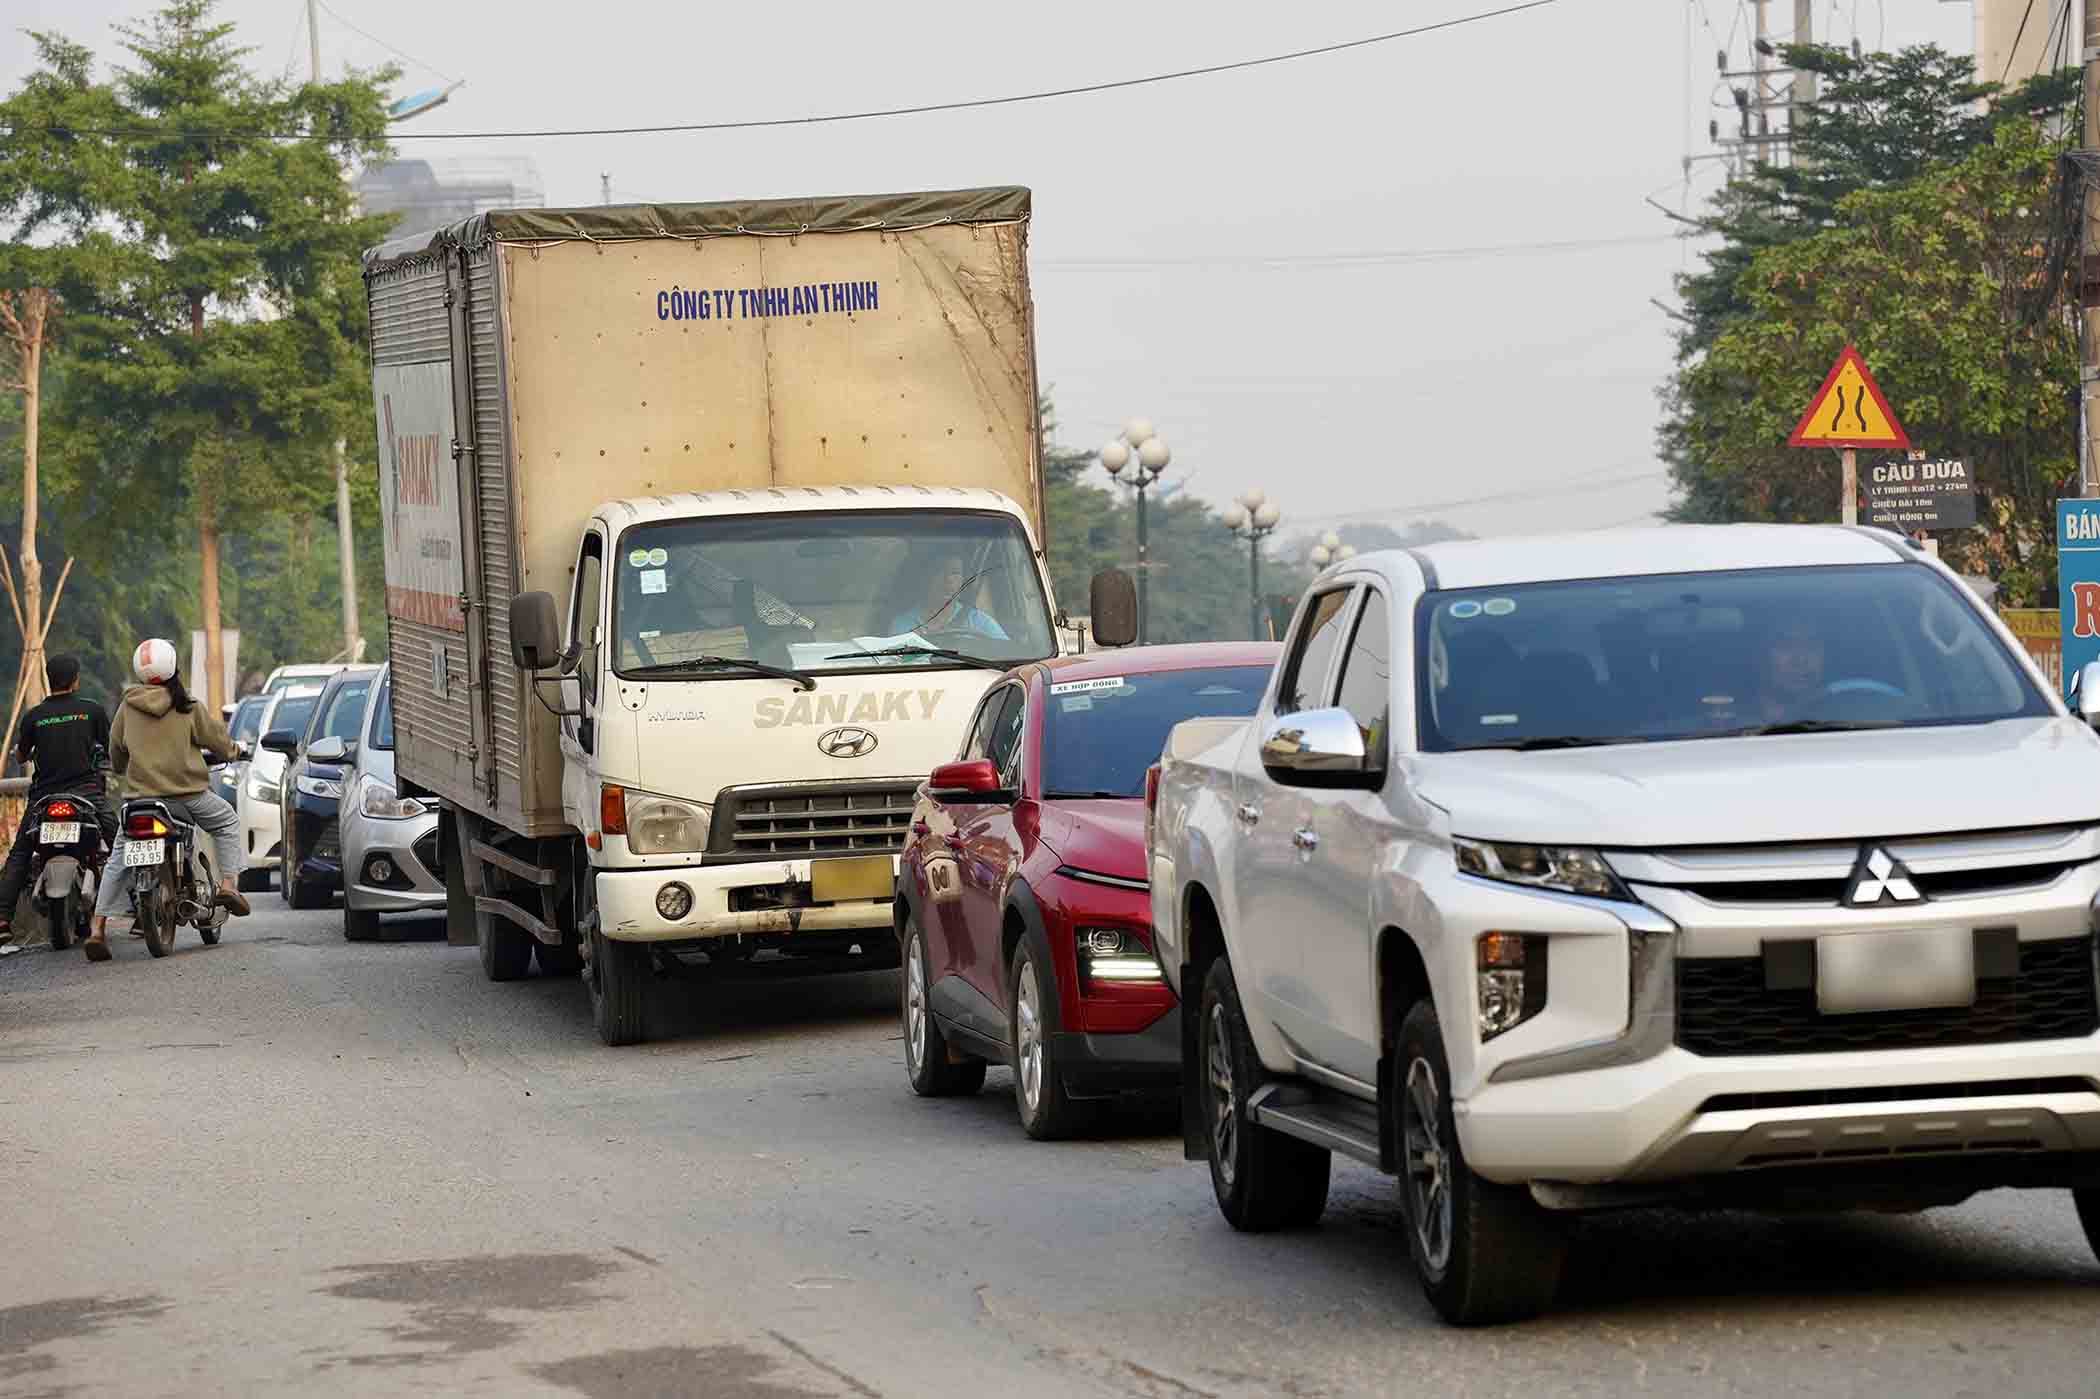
[2083,0,2100,496]
[1790,0,1816,157]
[310,0,362,661]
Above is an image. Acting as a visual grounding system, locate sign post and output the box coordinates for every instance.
[1787,345,1910,522]
[2059,499,2100,698]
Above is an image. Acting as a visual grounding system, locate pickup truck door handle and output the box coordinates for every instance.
[1236,803,1262,827]
[1292,827,1319,852]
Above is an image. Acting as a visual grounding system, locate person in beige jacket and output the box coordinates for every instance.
[85,639,252,960]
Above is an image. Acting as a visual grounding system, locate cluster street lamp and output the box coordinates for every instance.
[1308,530,1357,569]
[1222,490,1283,641]
[1100,417,1171,643]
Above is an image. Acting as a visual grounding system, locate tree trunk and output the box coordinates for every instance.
[190,292,225,714]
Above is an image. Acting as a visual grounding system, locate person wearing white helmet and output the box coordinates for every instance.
[83,639,250,960]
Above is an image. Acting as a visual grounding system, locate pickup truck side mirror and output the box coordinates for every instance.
[1259,707,1383,789]
[2076,661,2100,727]
[260,729,300,756]
[510,591,563,671]
[1088,569,1138,648]
[926,759,1012,803]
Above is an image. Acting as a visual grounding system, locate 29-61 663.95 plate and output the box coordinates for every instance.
[122,839,166,869]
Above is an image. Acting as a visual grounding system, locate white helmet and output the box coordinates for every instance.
[132,638,179,685]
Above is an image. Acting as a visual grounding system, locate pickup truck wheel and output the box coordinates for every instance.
[1396,1000,1565,1325]
[902,914,986,1097]
[1010,939,1090,1140]
[1199,958,1331,1231]
[2075,1188,2100,1264]
[587,927,649,1046]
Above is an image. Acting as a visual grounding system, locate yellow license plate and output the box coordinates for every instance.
[811,855,892,904]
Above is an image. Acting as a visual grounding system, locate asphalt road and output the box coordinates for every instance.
[3,905,2097,1398]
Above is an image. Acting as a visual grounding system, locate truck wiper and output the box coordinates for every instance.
[826,645,1008,672]
[626,656,817,691]
[1465,735,1627,751]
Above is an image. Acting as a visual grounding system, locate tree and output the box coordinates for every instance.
[0,1,394,710]
[1668,123,2073,602]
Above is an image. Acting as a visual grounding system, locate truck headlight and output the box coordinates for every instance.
[1477,932,1549,1039]
[360,777,429,820]
[295,774,345,801]
[624,791,713,855]
[1454,838,1626,900]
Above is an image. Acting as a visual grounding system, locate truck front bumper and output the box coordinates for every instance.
[595,855,899,944]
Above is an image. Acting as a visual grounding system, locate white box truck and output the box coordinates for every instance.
[362,187,1077,1044]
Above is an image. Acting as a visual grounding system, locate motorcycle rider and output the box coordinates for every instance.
[83,639,250,962]
[0,654,114,947]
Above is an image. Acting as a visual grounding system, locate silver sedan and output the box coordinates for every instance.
[337,666,444,941]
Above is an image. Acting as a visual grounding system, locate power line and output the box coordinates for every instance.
[2002,0,2038,87]
[4,1,1556,142]
[315,0,462,84]
[1035,232,1679,270]
[1289,467,1668,524]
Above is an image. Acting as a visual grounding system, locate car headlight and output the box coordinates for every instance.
[1075,925,1165,986]
[295,774,345,801]
[247,771,280,805]
[1454,838,1627,900]
[359,777,429,820]
[624,790,713,855]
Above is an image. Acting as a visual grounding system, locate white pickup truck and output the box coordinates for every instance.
[1148,524,2100,1324]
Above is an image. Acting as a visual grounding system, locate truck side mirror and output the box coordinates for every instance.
[1089,569,1138,648]
[1259,707,1381,789]
[510,591,563,671]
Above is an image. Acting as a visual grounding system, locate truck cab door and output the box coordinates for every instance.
[560,529,606,834]
[1231,585,1357,1055]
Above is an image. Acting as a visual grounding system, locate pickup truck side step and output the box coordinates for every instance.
[1247,1084,1382,1167]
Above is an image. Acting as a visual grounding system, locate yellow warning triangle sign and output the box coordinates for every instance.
[1788,345,1909,449]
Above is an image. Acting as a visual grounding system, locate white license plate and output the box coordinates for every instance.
[122,839,166,869]
[39,822,80,845]
[1817,927,1977,1014]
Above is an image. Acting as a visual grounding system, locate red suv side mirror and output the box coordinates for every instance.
[928,759,1003,799]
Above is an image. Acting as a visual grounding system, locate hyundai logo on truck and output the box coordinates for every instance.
[817,727,878,759]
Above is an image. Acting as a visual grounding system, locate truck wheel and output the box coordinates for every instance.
[2075,1189,2100,1265]
[902,911,985,1097]
[1199,958,1331,1231]
[343,905,382,942]
[588,927,649,1046]
[1396,1000,1565,1326]
[1011,937,1090,1140]
[535,937,584,977]
[464,835,532,981]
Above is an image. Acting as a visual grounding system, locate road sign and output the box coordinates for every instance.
[1788,345,1910,450]
[1864,455,1975,531]
[2057,499,2100,698]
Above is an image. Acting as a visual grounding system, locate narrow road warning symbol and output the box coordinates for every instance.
[1787,345,1910,450]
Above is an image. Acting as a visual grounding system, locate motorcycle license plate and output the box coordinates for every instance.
[39,822,80,845]
[123,839,166,868]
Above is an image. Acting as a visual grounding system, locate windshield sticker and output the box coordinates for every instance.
[1448,600,1483,620]
[639,569,668,595]
[1480,713,1519,726]
[1050,676,1129,696]
[639,630,662,640]
[1060,696,1094,712]
[647,547,669,567]
[628,548,649,568]
[1483,598,1517,616]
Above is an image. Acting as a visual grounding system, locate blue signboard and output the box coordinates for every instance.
[2057,499,2100,698]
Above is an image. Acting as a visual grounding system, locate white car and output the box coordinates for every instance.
[1148,524,2100,1325]
[235,684,325,888]
[263,663,345,695]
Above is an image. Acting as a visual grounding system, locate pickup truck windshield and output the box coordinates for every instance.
[611,510,1054,679]
[1418,564,2052,752]
[1041,665,1274,798]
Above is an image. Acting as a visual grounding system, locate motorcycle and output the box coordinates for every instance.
[24,791,103,951]
[117,795,227,957]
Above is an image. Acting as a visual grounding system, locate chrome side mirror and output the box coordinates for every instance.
[1259,707,1380,788]
[2077,661,2100,727]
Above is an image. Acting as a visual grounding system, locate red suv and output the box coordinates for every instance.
[896,643,1281,1137]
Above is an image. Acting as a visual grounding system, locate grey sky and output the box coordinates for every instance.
[4,1,1972,540]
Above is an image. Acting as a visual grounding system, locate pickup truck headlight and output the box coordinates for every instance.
[624,791,713,855]
[1477,932,1549,1039]
[359,777,429,821]
[295,773,345,801]
[1454,838,1626,901]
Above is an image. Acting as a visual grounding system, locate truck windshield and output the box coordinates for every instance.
[610,510,1055,679]
[1417,564,2052,752]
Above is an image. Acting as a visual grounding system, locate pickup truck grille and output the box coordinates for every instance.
[710,781,918,859]
[1676,933,2099,1056]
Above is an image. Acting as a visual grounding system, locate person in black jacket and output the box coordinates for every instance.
[0,655,114,945]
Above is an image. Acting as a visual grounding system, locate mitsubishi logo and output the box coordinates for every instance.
[817,726,879,759]
[1844,845,1923,907]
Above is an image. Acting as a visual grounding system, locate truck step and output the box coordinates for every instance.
[1248,1085,1382,1167]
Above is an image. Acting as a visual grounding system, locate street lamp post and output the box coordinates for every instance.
[1307,530,1357,569]
[1222,490,1283,641]
[1101,418,1170,644]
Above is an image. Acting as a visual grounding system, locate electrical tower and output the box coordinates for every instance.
[1708,1,1819,178]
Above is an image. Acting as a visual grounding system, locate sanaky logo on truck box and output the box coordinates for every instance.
[753,690,944,728]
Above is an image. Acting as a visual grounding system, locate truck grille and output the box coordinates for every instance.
[1676,934,2099,1057]
[710,782,918,859]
